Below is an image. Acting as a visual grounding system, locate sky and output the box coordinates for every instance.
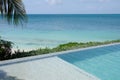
[23,0,120,14]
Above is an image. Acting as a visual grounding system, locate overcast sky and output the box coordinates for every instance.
[23,0,120,14]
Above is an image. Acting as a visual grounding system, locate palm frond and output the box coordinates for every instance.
[0,0,27,25]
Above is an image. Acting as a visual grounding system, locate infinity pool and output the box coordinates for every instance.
[58,44,120,80]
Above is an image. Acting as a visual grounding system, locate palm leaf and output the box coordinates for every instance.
[0,0,27,25]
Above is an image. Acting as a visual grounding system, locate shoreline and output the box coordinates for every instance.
[12,40,120,52]
[0,39,120,61]
[1,42,120,64]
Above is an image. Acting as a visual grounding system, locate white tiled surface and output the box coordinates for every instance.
[0,57,99,80]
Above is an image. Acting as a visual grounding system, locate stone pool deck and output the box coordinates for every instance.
[0,56,99,80]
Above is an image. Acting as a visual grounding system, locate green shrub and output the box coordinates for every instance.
[1,39,120,60]
[0,39,13,60]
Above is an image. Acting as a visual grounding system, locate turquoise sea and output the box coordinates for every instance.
[0,14,120,50]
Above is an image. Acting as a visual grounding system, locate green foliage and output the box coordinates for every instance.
[53,42,79,51]
[10,39,120,60]
[32,39,120,55]
[0,39,13,60]
[11,50,31,59]
[0,0,27,25]
[11,47,54,59]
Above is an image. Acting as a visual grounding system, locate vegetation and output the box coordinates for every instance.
[0,0,27,25]
[0,39,120,60]
[10,39,120,60]
[0,0,27,60]
[0,38,13,60]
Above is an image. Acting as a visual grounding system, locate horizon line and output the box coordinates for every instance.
[26,13,120,15]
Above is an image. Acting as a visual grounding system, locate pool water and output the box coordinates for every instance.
[58,44,120,80]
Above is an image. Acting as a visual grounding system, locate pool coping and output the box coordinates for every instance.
[0,42,120,66]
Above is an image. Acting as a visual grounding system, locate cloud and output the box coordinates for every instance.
[79,0,110,2]
[99,0,110,2]
[46,0,62,5]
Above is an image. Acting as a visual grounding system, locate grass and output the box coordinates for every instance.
[10,39,120,60]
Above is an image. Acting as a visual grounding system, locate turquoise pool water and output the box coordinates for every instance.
[58,44,120,80]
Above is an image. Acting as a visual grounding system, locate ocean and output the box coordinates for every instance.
[0,14,120,51]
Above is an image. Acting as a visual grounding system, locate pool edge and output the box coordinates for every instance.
[0,42,120,67]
